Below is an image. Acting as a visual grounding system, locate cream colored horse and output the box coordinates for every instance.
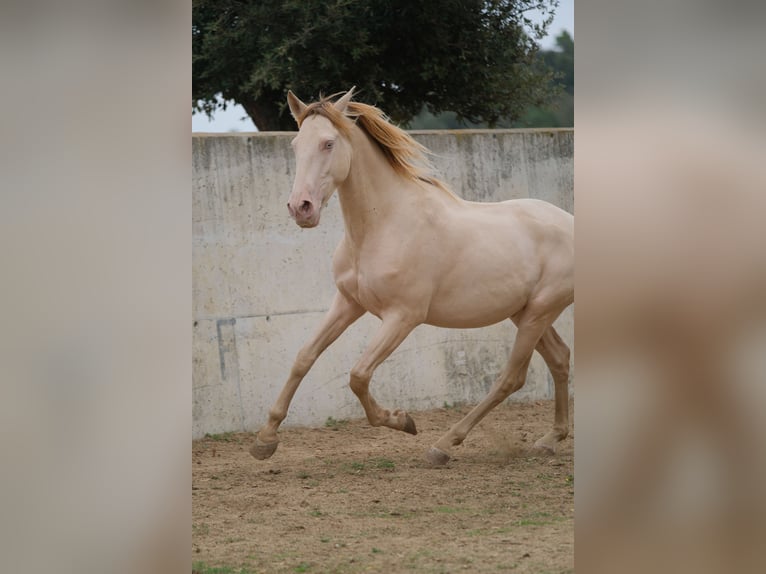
[250,88,573,465]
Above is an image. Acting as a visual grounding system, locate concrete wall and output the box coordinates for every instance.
[193,129,573,438]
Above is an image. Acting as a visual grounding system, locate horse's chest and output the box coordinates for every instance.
[335,265,395,317]
[334,237,420,316]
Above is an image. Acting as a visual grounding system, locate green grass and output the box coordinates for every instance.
[343,458,396,473]
[465,512,570,535]
[324,416,349,429]
[514,511,569,527]
[294,563,311,573]
[467,526,516,537]
[192,562,255,574]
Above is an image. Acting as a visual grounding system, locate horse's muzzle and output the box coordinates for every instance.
[288,199,320,228]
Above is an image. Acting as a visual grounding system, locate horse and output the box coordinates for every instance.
[250,87,573,465]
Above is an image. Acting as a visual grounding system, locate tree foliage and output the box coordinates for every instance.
[409,29,573,129]
[514,29,573,127]
[193,0,560,130]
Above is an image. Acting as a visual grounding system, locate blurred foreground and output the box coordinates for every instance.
[576,1,766,572]
[0,1,764,573]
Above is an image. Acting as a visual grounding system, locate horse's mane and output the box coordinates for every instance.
[295,95,458,200]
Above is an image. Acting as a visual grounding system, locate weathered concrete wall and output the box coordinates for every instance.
[193,129,573,438]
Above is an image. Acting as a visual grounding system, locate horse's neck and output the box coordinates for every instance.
[337,130,413,247]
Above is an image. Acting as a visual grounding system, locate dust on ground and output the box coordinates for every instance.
[193,399,574,573]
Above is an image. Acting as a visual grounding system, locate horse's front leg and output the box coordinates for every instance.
[348,313,419,435]
[250,292,365,460]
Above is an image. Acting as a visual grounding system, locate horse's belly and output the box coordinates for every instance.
[424,284,530,328]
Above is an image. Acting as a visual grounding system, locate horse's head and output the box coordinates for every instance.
[286,88,355,228]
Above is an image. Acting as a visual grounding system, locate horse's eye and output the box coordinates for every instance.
[324,140,334,150]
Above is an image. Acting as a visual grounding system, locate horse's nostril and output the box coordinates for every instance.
[299,200,312,213]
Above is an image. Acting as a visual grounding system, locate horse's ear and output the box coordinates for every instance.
[287,90,307,124]
[333,86,356,114]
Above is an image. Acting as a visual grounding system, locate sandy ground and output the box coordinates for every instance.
[193,399,573,573]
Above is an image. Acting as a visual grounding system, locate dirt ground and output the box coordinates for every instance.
[193,399,574,573]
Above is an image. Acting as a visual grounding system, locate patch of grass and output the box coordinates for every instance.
[343,458,396,473]
[296,470,311,479]
[468,512,569,534]
[371,547,383,554]
[372,458,395,470]
[443,401,463,410]
[535,472,558,482]
[515,511,568,527]
[309,509,324,517]
[320,537,331,543]
[324,416,349,429]
[192,523,209,536]
[192,562,255,574]
[294,563,311,573]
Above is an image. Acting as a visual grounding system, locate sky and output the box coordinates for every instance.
[192,0,573,133]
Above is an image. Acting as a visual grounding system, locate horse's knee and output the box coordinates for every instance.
[349,367,370,396]
[493,373,526,403]
[507,372,527,394]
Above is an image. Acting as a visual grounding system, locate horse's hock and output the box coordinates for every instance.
[193,129,574,438]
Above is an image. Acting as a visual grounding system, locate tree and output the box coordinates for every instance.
[513,29,573,127]
[408,29,573,129]
[193,0,560,131]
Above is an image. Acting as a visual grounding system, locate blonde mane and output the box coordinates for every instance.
[296,95,457,199]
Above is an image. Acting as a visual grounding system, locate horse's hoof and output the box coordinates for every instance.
[426,446,451,466]
[249,437,279,460]
[403,414,418,435]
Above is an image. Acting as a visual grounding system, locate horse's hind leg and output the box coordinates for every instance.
[532,326,571,453]
[427,309,552,465]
